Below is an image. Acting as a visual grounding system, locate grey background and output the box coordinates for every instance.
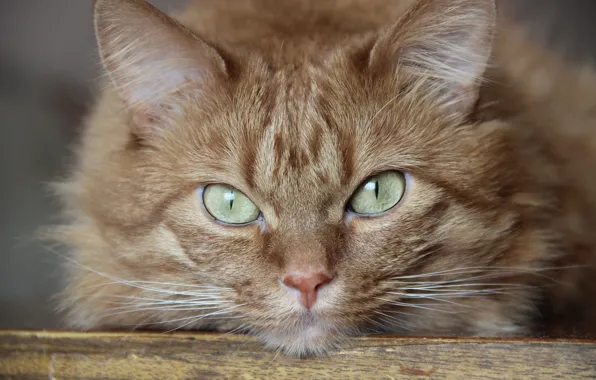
[0,1,595,329]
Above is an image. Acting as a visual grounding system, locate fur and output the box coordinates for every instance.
[53,0,596,356]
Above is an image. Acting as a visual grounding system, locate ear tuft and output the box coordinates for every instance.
[94,0,227,131]
[370,0,496,112]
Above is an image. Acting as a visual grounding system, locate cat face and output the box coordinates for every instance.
[61,0,552,356]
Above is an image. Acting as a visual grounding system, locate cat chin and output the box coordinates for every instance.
[257,323,346,357]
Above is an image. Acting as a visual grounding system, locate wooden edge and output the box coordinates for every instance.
[2,328,596,344]
[1,330,595,379]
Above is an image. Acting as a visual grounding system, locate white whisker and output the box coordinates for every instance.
[401,282,536,290]
[376,297,456,314]
[44,247,243,332]
[89,294,231,304]
[50,248,234,298]
[124,280,233,291]
[161,305,247,333]
[390,265,577,281]
[398,287,534,297]
[365,92,402,130]
[100,304,246,327]
[101,304,225,314]
[222,324,249,336]
[372,310,414,331]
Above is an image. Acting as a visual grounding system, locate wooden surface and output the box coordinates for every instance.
[0,330,595,379]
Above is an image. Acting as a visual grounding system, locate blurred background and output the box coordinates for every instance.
[0,0,595,329]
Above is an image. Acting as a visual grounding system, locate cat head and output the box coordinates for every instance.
[61,0,552,356]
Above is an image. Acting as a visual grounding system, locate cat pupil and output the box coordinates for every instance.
[224,190,235,210]
[374,181,379,199]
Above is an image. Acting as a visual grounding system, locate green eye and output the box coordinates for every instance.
[349,171,406,215]
[202,184,260,225]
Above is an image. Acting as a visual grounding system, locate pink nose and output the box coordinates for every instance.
[282,270,333,309]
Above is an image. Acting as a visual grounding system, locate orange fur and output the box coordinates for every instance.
[53,0,596,355]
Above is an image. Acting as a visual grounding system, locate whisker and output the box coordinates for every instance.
[102,304,246,328]
[42,246,257,346]
[101,303,226,313]
[48,248,233,297]
[222,324,249,337]
[98,296,233,305]
[401,282,537,290]
[123,280,233,291]
[397,287,534,297]
[390,265,582,282]
[400,273,528,286]
[372,310,414,332]
[89,295,231,304]
[365,93,401,129]
[376,297,456,314]
[162,307,246,334]
[73,281,233,299]
[402,295,473,308]
[391,267,490,280]
[373,300,419,317]
[49,248,234,306]
[361,315,387,334]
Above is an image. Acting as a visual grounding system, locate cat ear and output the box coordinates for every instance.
[94,0,227,131]
[369,0,496,113]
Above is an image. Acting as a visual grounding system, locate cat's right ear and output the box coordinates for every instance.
[94,0,227,134]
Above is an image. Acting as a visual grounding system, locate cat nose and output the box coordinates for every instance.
[281,270,333,309]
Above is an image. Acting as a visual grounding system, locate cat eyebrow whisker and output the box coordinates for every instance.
[365,92,402,130]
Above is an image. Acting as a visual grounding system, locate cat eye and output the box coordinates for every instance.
[202,184,260,225]
[348,171,406,215]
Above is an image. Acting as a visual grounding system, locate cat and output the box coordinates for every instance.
[53,0,596,356]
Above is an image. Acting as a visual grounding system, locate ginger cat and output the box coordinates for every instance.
[54,0,596,355]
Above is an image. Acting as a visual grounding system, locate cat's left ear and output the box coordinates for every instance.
[94,0,227,132]
[369,0,496,114]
